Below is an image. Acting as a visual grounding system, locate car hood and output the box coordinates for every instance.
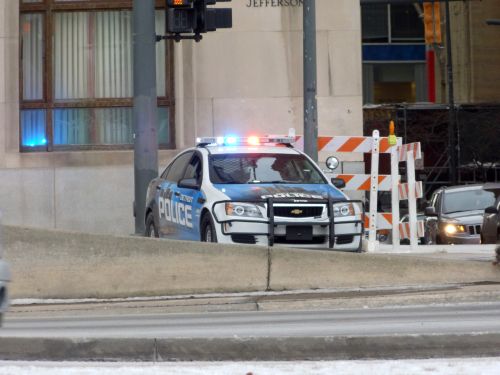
[212,183,346,202]
[442,210,484,225]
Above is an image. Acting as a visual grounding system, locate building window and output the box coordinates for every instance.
[363,63,427,104]
[362,4,424,44]
[20,0,174,151]
[361,3,426,104]
[390,5,424,42]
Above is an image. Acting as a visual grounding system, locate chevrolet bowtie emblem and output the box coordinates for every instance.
[291,209,303,215]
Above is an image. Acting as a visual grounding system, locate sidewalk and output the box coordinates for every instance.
[8,282,500,318]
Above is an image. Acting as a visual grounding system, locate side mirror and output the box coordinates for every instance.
[485,206,499,215]
[425,206,437,216]
[331,177,346,189]
[178,178,200,190]
[325,156,340,171]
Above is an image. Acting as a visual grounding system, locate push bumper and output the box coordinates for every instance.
[212,198,364,251]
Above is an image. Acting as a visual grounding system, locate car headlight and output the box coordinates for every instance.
[443,223,466,235]
[225,202,263,218]
[333,202,355,217]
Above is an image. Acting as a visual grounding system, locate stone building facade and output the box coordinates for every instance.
[0,0,363,234]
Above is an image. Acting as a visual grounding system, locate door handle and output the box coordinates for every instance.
[156,186,161,190]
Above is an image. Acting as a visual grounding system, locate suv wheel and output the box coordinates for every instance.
[145,212,159,238]
[201,214,217,243]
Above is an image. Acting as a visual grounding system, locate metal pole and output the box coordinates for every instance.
[303,0,318,162]
[445,0,457,185]
[133,0,158,235]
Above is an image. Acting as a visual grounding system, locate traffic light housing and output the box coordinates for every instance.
[166,0,195,34]
[423,2,442,45]
[165,0,232,38]
[194,0,232,33]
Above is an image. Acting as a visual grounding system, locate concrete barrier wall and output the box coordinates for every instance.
[3,225,500,299]
[3,226,268,299]
[269,248,500,290]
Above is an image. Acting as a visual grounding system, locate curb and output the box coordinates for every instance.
[1,334,500,361]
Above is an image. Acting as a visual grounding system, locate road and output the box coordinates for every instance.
[2,302,500,339]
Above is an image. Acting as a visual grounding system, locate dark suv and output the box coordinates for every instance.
[425,185,496,245]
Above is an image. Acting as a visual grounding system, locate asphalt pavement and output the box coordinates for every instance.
[1,283,500,361]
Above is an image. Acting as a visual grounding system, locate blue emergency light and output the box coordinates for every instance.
[196,135,295,147]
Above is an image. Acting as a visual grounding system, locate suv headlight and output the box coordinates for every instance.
[443,223,466,235]
[333,202,355,217]
[225,202,263,218]
[441,219,466,234]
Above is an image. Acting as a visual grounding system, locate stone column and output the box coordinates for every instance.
[0,0,20,166]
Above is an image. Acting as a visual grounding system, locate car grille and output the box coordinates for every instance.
[274,206,323,218]
[468,225,481,235]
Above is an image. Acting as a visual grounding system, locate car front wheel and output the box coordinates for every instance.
[201,214,217,243]
[145,212,159,238]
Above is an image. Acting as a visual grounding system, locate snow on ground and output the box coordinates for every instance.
[8,284,463,306]
[0,358,499,375]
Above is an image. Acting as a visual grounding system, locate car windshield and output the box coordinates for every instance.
[209,153,326,184]
[442,189,495,214]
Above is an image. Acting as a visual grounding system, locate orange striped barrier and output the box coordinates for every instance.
[400,221,425,240]
[398,142,422,161]
[364,213,393,230]
[398,181,424,200]
[294,135,402,154]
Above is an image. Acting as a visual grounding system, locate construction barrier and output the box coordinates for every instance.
[395,141,424,248]
[294,136,398,154]
[296,125,423,251]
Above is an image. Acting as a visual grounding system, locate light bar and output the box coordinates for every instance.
[196,135,295,147]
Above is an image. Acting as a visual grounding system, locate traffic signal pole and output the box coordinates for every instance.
[444,0,458,185]
[303,0,318,162]
[133,0,159,235]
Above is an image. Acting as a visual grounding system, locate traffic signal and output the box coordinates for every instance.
[165,0,232,36]
[194,0,232,33]
[166,0,195,34]
[423,2,442,45]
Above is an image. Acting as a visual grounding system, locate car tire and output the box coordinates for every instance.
[145,212,159,238]
[201,213,217,243]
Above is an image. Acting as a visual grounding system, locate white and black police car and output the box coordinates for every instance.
[144,135,364,251]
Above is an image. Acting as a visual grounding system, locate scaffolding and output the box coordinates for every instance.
[364,103,500,198]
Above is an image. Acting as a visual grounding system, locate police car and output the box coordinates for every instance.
[144,135,364,250]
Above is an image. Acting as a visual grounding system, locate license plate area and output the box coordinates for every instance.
[286,225,313,241]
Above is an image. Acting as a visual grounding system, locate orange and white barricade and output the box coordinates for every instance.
[392,141,423,249]
[296,130,403,252]
[295,126,424,252]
